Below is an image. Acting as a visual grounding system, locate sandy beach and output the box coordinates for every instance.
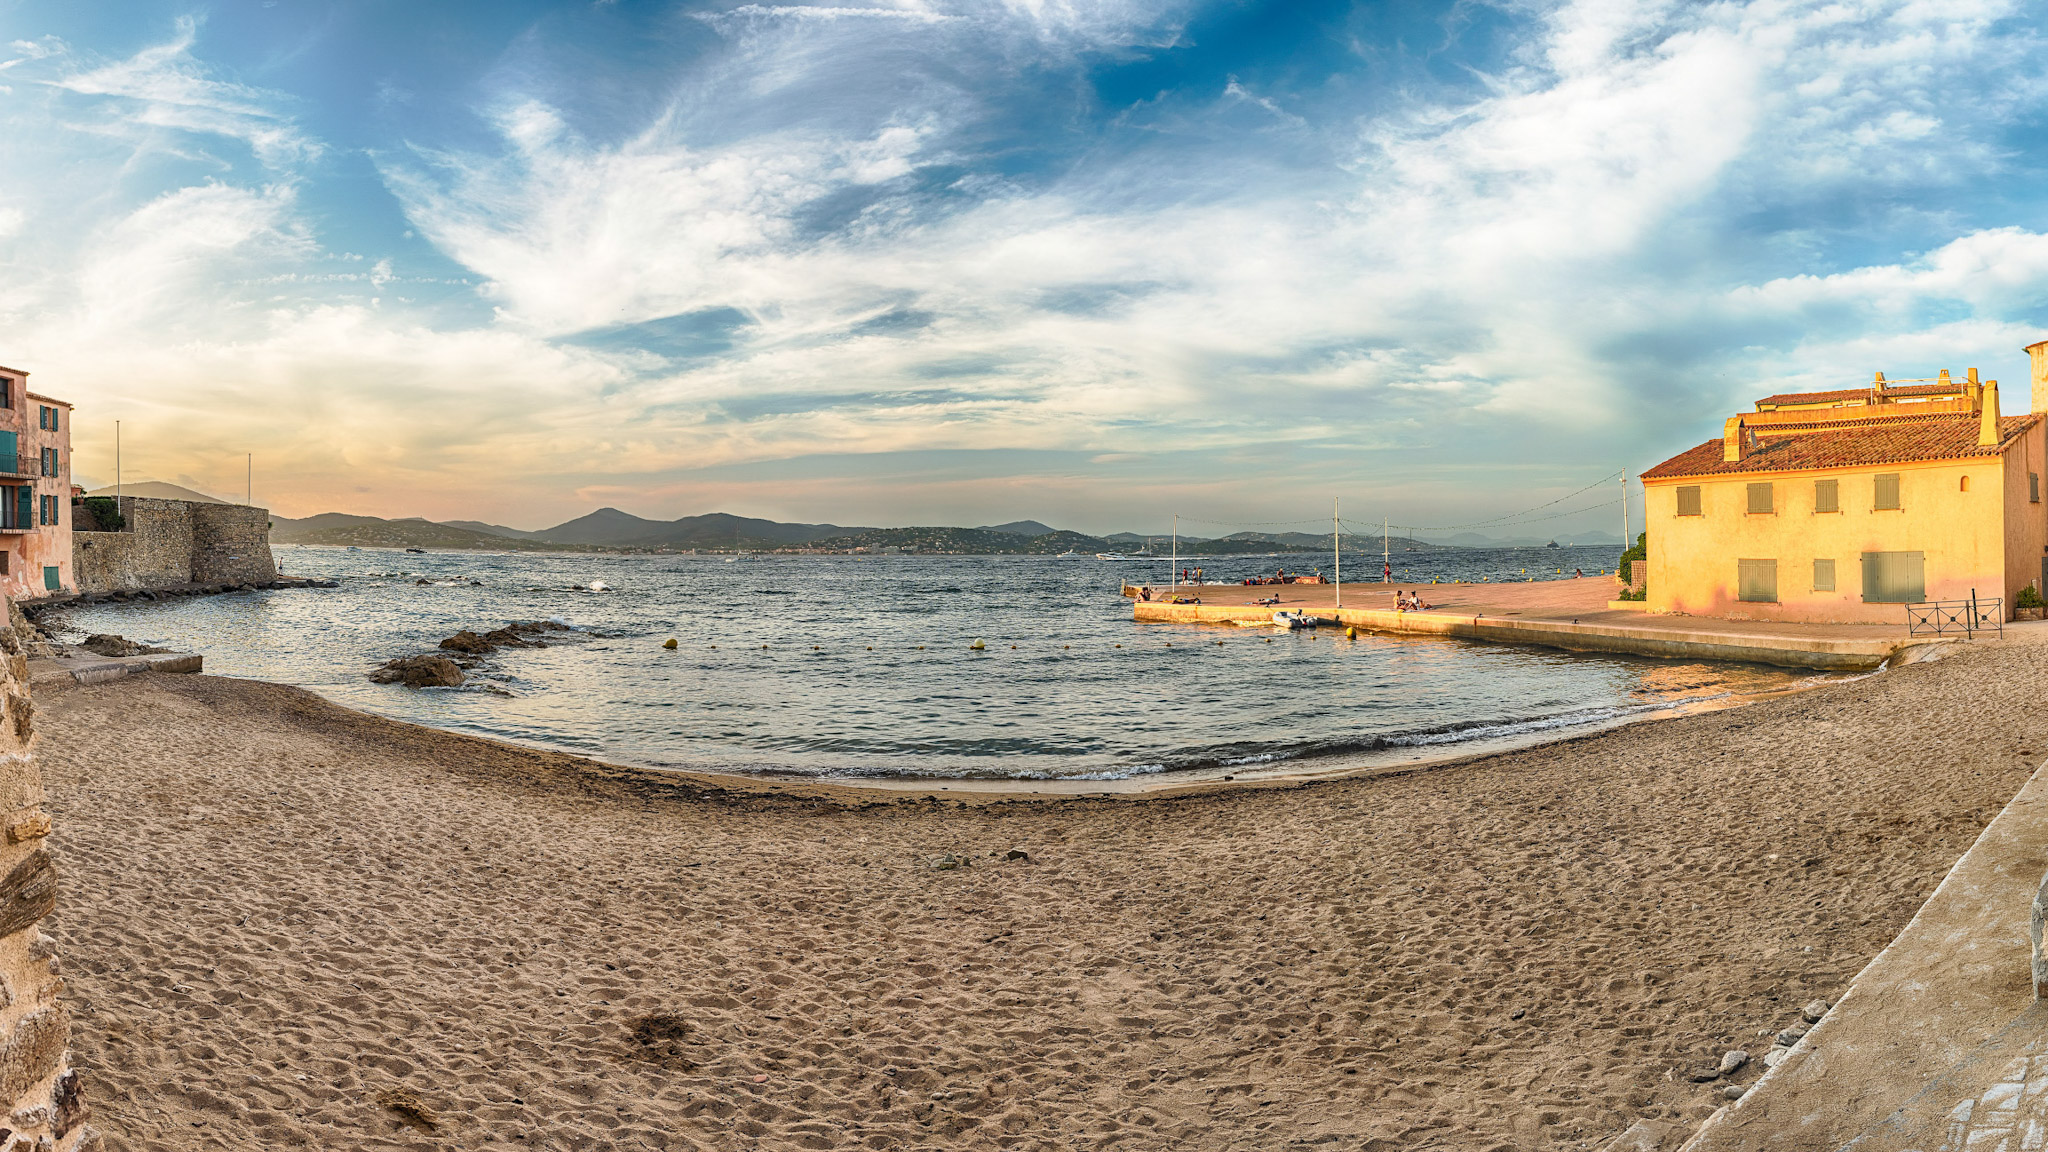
[31,639,2048,1151]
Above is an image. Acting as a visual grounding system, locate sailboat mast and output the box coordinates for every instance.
[1171,514,1177,591]
[1333,497,1340,609]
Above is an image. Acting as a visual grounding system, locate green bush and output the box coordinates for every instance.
[2018,585,2044,609]
[1615,530,1645,579]
[1616,586,1646,602]
[80,496,124,532]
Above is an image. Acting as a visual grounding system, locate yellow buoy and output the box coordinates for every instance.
[663,638,678,649]
[1346,627,1357,639]
[970,639,985,650]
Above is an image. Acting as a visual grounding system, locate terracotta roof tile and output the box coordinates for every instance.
[1641,413,2040,481]
[1754,383,1956,407]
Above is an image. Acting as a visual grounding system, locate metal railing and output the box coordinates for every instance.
[1907,595,2004,638]
[0,456,36,479]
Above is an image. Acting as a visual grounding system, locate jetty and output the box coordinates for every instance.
[1127,577,1932,671]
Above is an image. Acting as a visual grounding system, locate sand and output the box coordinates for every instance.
[29,639,2048,1151]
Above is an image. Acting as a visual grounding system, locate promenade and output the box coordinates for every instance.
[1128,577,1929,670]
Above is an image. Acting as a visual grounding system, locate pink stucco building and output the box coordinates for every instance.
[0,366,71,600]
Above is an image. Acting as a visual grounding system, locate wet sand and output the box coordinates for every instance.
[33,640,2048,1151]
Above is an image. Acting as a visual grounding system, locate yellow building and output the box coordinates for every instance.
[1639,353,2048,624]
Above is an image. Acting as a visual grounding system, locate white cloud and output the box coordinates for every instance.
[47,17,319,168]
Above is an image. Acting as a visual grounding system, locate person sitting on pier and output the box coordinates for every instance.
[1255,594,1280,606]
[1139,586,1153,601]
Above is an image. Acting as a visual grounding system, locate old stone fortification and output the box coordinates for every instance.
[73,498,277,595]
[0,602,92,1149]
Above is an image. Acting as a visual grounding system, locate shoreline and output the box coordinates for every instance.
[39,638,2048,1148]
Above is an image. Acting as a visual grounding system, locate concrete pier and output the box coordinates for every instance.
[1128,577,1936,671]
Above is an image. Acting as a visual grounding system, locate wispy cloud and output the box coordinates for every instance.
[47,16,319,168]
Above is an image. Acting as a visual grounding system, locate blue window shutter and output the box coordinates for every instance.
[17,487,30,529]
[0,432,19,464]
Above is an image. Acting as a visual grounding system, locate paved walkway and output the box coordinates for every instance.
[1127,578,1928,671]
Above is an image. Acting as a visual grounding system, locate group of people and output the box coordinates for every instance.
[1242,569,1297,586]
[1395,589,1434,611]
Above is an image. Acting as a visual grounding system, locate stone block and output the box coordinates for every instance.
[3,816,46,847]
[0,852,57,942]
[0,1007,67,1106]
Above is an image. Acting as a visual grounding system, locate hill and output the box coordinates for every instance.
[86,481,230,504]
[807,527,1110,554]
[439,519,542,540]
[977,520,1057,537]
[533,509,865,549]
[269,514,579,551]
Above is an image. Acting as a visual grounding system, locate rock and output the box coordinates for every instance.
[369,656,465,688]
[414,578,430,586]
[4,813,46,846]
[52,1067,85,1137]
[1599,1120,1670,1152]
[0,1007,68,1105]
[483,629,534,648]
[927,854,967,871]
[0,850,58,941]
[1722,1083,1746,1100]
[438,631,495,655]
[77,635,169,658]
[1776,1024,1808,1046]
[1802,999,1830,1023]
[1005,849,1029,862]
[1718,1050,1748,1075]
[1762,1046,1793,1068]
[662,639,679,650]
[1686,1068,1721,1083]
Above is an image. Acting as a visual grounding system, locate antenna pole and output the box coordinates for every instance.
[1620,470,1630,581]
[115,420,121,511]
[1382,516,1389,583]
[1171,514,1177,592]
[246,452,252,506]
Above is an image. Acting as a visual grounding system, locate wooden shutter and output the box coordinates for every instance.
[1737,558,1778,602]
[1814,479,1838,513]
[1861,551,1925,603]
[1874,473,1901,510]
[1813,559,1835,591]
[15,487,29,530]
[1746,483,1773,514]
[1676,486,1702,516]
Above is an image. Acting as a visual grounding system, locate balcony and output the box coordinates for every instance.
[0,457,34,480]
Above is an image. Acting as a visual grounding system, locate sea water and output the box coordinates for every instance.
[46,545,1821,783]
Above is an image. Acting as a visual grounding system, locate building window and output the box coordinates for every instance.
[1814,558,1836,591]
[1815,479,1839,513]
[1960,475,1971,492]
[0,380,11,409]
[41,566,57,593]
[1862,551,1925,603]
[0,551,11,575]
[1676,486,1702,516]
[1874,472,1901,510]
[2034,473,2041,503]
[1738,558,1778,603]
[39,449,55,478]
[37,495,56,527]
[36,406,56,433]
[1746,482,1774,514]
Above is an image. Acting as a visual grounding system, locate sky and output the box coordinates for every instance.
[2,0,2046,537]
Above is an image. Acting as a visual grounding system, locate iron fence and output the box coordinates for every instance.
[1907,595,2004,638]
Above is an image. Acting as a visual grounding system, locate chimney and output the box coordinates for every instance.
[1968,367,1982,413]
[2028,340,2048,413]
[1723,416,1747,463]
[1873,371,1887,400]
[1981,378,2002,447]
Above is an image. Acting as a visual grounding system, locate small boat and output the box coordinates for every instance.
[1545,540,1560,548]
[1096,552,1162,561]
[1057,550,1084,559]
[1273,611,1319,630]
[405,547,426,554]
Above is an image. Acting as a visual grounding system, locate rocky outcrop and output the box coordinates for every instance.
[76,636,170,658]
[369,655,465,688]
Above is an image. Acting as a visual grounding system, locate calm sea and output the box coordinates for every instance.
[45,544,1823,784]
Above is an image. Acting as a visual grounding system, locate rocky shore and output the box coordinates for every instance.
[369,620,572,688]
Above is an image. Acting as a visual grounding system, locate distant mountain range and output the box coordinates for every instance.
[267,506,1628,554]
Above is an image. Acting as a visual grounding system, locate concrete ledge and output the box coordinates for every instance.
[1131,602,1916,671]
[27,651,203,686]
[1682,756,2048,1150]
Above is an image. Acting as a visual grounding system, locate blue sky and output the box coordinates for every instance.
[1,0,2045,535]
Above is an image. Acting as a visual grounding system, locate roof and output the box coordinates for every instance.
[0,367,25,379]
[1754,383,1957,407]
[1641,413,2041,481]
[24,393,69,407]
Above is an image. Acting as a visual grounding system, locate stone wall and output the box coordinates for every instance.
[0,602,91,1150]
[72,498,278,595]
